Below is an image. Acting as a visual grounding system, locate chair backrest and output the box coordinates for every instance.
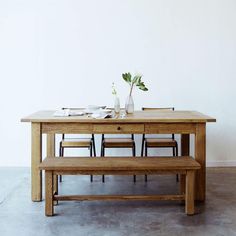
[142,107,175,139]
[142,107,174,111]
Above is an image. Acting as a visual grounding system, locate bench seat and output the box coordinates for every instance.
[39,156,200,216]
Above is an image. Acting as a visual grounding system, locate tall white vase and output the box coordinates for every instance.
[114,96,120,113]
[125,95,134,114]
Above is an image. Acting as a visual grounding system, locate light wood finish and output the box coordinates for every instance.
[45,171,53,216]
[21,110,216,123]
[43,123,197,134]
[21,110,216,202]
[46,133,58,203]
[42,123,93,134]
[180,134,190,194]
[46,134,55,156]
[195,123,206,201]
[39,157,200,171]
[145,123,196,134]
[54,194,185,201]
[145,138,177,147]
[103,138,134,148]
[94,124,144,134]
[53,170,188,175]
[40,156,200,216]
[61,138,92,147]
[31,123,42,202]
[186,170,195,215]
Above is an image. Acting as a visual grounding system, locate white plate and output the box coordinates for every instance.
[83,108,112,114]
[102,109,112,113]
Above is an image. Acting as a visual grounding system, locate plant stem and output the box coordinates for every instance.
[129,82,134,97]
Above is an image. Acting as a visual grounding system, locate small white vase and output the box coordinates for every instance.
[114,96,120,113]
[125,95,134,114]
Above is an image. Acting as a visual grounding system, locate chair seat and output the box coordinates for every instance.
[61,138,92,147]
[103,138,135,148]
[145,138,177,147]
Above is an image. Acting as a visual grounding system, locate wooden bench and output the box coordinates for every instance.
[39,156,201,216]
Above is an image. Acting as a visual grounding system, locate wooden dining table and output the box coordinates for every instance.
[21,110,216,202]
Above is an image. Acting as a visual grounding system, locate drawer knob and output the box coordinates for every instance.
[117,126,121,130]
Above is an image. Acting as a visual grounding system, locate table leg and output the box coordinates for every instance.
[31,123,42,202]
[47,134,58,198]
[195,123,206,201]
[180,134,190,194]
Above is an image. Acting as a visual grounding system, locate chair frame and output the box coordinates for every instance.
[141,107,178,182]
[59,108,96,182]
[101,133,136,183]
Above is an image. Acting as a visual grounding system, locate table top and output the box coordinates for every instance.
[21,110,216,123]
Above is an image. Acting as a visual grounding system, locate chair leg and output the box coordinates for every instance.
[92,135,96,157]
[132,144,136,183]
[141,135,145,157]
[145,143,148,182]
[100,143,103,156]
[172,146,178,181]
[101,146,105,183]
[93,144,96,157]
[59,146,63,182]
[175,144,179,182]
[90,144,93,182]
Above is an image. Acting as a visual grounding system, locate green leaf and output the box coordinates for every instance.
[141,87,148,91]
[122,73,131,84]
[133,75,142,85]
[138,77,141,84]
[137,80,148,91]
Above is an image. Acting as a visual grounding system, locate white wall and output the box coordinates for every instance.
[0,0,235,166]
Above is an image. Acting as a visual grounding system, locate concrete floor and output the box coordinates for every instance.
[0,168,236,236]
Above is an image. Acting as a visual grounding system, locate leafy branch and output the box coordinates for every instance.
[112,82,117,96]
[122,72,148,96]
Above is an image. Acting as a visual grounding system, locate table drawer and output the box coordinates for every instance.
[93,124,144,134]
[145,124,196,134]
[42,123,93,134]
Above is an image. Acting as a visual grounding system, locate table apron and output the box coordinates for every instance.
[42,122,197,134]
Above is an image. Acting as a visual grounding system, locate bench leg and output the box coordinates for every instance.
[47,133,58,206]
[45,171,54,216]
[185,170,195,215]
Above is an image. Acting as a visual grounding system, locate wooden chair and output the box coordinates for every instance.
[101,110,136,183]
[59,108,96,182]
[141,107,179,182]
